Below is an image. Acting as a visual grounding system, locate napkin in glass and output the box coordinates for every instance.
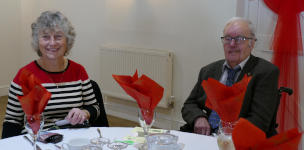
[18,69,51,134]
[112,70,164,124]
[232,118,303,150]
[201,75,252,122]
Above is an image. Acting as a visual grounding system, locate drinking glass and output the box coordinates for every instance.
[216,120,237,150]
[24,113,44,150]
[138,109,155,136]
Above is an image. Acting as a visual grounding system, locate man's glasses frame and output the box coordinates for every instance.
[220,36,257,44]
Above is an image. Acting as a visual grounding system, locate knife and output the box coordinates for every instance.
[23,135,42,150]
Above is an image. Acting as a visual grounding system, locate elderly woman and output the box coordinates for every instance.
[2,11,100,138]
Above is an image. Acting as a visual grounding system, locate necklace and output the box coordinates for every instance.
[49,71,66,89]
[53,59,67,89]
[38,58,68,88]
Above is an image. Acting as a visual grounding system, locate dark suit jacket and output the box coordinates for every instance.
[181,55,279,137]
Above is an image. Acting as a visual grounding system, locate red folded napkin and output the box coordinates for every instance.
[232,118,266,150]
[112,70,164,124]
[232,118,303,150]
[201,75,252,122]
[18,69,51,134]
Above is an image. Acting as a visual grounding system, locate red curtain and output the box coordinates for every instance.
[263,0,303,132]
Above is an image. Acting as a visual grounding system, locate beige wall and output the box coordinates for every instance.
[19,0,40,64]
[0,0,22,95]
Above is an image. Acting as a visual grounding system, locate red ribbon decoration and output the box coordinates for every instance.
[263,0,304,133]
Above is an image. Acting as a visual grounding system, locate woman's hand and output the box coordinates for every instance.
[65,108,90,125]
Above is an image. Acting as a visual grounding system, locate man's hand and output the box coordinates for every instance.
[65,108,89,125]
[194,117,211,135]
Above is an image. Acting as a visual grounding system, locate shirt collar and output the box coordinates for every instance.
[222,55,250,71]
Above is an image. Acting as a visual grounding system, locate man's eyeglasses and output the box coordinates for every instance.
[220,36,257,44]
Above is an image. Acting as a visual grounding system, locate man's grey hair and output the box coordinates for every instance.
[31,11,76,56]
[223,17,256,38]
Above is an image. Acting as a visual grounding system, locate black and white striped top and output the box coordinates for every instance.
[3,60,100,133]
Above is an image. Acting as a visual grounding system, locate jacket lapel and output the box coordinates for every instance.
[212,60,225,81]
[237,55,258,82]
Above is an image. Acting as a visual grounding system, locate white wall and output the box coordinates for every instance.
[15,0,237,129]
[0,0,22,95]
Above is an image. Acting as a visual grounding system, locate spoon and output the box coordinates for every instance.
[97,128,102,138]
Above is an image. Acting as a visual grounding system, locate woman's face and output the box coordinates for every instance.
[38,29,67,60]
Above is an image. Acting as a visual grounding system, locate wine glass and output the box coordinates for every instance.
[217,120,237,150]
[138,109,155,136]
[24,113,44,150]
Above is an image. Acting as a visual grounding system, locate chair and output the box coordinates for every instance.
[90,80,109,127]
[263,86,293,137]
[278,87,293,97]
[273,87,293,129]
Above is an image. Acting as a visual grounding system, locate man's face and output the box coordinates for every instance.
[222,21,255,67]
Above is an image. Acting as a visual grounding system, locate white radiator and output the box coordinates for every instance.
[99,44,173,108]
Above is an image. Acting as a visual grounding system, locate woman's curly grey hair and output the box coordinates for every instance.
[31,11,76,56]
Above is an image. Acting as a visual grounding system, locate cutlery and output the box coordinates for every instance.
[97,128,102,138]
[54,144,61,149]
[23,135,42,150]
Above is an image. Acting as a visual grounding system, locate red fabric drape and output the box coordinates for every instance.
[263,0,304,132]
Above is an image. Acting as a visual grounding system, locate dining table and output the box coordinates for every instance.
[0,127,219,150]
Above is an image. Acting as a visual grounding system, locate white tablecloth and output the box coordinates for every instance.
[0,127,219,150]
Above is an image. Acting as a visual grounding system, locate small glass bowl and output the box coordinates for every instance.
[81,144,102,150]
[90,137,110,147]
[107,141,128,150]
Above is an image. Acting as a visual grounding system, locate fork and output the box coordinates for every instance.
[23,135,42,150]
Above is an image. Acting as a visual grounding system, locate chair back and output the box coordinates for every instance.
[90,80,109,127]
[272,87,293,132]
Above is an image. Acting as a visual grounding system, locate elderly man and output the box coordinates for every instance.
[181,17,279,138]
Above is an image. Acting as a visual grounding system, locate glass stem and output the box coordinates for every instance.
[33,134,37,150]
[143,126,148,136]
